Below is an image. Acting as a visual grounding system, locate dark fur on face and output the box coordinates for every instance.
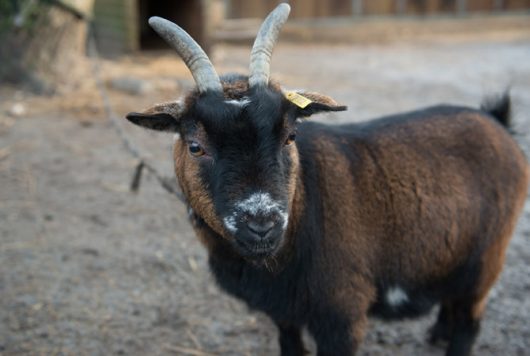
[127,74,345,262]
[184,79,293,259]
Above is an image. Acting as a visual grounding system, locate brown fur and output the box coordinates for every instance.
[144,101,184,117]
[471,162,529,320]
[174,137,226,247]
[306,108,528,336]
[354,112,528,283]
[301,91,343,107]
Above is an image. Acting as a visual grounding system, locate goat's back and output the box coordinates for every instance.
[296,105,528,310]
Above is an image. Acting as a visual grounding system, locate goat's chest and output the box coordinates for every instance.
[209,257,308,323]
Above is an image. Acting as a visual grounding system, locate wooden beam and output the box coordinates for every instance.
[494,0,504,10]
[456,0,467,14]
[396,0,407,15]
[352,0,363,16]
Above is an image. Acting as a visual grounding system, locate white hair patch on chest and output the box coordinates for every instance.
[386,286,409,307]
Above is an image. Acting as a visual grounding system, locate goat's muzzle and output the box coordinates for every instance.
[222,192,288,259]
[234,216,285,258]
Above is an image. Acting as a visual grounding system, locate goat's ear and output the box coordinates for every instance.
[285,91,347,118]
[126,100,184,132]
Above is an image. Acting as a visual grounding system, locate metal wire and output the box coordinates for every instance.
[87,24,187,204]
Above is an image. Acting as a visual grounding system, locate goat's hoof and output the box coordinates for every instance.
[428,323,451,347]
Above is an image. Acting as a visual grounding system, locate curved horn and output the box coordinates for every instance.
[249,3,291,88]
[148,17,222,93]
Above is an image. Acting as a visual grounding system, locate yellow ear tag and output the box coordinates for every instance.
[285,91,312,109]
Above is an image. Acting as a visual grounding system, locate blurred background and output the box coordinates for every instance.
[1,1,530,355]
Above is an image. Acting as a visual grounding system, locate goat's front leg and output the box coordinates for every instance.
[275,321,306,356]
[307,305,368,356]
[307,314,367,356]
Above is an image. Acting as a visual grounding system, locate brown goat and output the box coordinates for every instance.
[125,4,529,356]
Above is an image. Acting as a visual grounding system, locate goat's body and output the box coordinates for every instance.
[202,105,528,355]
[127,6,528,355]
[130,78,528,355]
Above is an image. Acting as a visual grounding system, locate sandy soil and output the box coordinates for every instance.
[1,32,530,355]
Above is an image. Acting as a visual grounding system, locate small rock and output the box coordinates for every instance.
[80,247,100,257]
[109,77,153,95]
[8,103,26,117]
[79,120,93,128]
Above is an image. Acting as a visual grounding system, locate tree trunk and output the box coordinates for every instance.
[0,0,94,94]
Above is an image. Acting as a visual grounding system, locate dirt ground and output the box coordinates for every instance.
[1,26,530,355]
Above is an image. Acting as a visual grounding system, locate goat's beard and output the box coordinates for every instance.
[243,251,281,273]
[237,235,288,273]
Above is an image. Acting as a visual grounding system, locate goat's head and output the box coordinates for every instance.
[126,4,346,260]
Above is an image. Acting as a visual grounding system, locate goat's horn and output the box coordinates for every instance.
[148,17,222,93]
[249,3,291,88]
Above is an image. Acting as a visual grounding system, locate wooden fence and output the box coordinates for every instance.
[227,0,530,18]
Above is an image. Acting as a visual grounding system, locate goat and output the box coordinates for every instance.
[125,4,529,356]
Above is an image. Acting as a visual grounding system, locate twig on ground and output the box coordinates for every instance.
[186,328,202,350]
[0,146,11,161]
[163,344,217,356]
[87,26,187,203]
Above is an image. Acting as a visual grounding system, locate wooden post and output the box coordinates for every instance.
[456,0,467,14]
[0,0,94,93]
[494,0,504,10]
[352,0,363,16]
[396,0,407,15]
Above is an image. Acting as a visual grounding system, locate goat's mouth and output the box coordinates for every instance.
[233,234,283,259]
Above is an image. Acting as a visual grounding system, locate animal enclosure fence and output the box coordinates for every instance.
[227,0,529,18]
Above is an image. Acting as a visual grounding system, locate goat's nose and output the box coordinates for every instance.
[246,219,275,238]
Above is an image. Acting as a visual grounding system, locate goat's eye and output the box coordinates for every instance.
[285,133,296,146]
[188,142,205,157]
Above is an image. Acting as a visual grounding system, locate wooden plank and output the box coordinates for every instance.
[93,0,129,54]
[405,0,439,14]
[396,0,407,14]
[352,0,364,15]
[226,0,529,18]
[468,0,494,11]
[456,0,467,14]
[363,0,394,14]
[329,0,352,16]
[228,0,279,18]
[506,0,530,10]
[123,0,139,51]
[291,0,317,18]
